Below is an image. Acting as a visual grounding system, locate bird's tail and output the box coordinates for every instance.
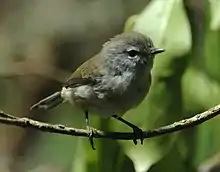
[30,91,63,110]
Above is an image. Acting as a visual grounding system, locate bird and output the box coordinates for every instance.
[30,31,165,149]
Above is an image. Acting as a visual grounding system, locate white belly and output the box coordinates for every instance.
[61,72,151,117]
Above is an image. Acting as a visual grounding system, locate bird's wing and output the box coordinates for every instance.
[63,77,95,88]
[63,54,103,88]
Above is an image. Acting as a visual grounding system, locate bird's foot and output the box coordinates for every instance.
[87,126,96,150]
[132,126,144,145]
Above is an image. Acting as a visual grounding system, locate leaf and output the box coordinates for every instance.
[182,66,220,112]
[209,0,220,30]
[148,144,188,172]
[71,139,87,172]
[126,0,191,78]
[182,66,220,165]
[132,0,191,57]
[204,23,220,83]
[96,119,125,172]
[124,15,138,32]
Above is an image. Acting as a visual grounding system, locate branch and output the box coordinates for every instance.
[0,104,220,140]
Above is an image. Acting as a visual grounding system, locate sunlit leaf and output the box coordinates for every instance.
[124,15,138,32]
[132,0,191,57]
[126,0,191,77]
[209,0,220,30]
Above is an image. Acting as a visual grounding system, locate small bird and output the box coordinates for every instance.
[30,32,165,149]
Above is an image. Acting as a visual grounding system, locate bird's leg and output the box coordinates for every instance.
[112,115,144,145]
[85,111,95,150]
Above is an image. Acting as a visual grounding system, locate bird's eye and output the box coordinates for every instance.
[127,50,139,57]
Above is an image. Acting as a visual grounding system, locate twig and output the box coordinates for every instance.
[0,111,17,119]
[0,104,220,140]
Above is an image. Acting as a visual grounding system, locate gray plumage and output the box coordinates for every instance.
[31,32,164,118]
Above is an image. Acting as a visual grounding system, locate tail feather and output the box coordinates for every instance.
[30,91,63,110]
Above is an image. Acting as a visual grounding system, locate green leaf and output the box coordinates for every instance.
[124,15,138,32]
[204,31,220,81]
[182,66,220,111]
[71,139,87,172]
[96,119,125,172]
[132,0,191,57]
[148,144,188,172]
[204,22,220,82]
[209,0,220,30]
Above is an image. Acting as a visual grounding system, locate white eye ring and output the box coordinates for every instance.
[127,49,139,58]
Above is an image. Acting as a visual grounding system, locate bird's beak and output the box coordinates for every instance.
[150,48,165,55]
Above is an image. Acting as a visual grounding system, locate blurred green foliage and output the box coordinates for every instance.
[0,0,220,172]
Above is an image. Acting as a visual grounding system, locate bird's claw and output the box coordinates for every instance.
[132,127,144,145]
[87,127,96,150]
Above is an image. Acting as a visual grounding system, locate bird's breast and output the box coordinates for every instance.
[93,69,151,116]
[115,71,151,111]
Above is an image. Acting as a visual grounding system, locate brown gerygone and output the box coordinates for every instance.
[31,32,165,149]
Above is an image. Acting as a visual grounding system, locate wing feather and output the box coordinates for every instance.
[63,54,103,88]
